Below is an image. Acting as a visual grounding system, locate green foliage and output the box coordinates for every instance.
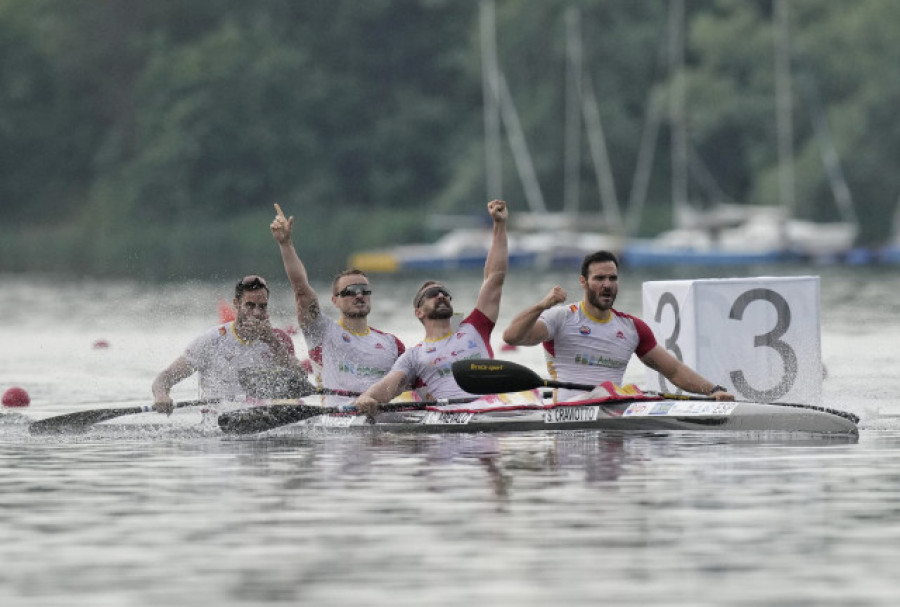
[2,0,900,279]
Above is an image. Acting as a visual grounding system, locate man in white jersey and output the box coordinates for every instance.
[502,250,734,402]
[152,275,302,412]
[355,199,509,413]
[270,204,405,404]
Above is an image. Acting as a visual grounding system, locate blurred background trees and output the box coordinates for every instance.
[1,0,897,279]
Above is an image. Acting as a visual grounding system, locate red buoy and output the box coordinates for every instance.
[2,387,30,407]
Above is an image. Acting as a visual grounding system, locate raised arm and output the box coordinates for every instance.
[474,199,509,323]
[271,203,320,329]
[639,345,734,401]
[502,285,566,346]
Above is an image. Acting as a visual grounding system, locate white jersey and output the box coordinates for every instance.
[304,313,405,404]
[539,302,657,402]
[183,322,295,399]
[391,309,495,400]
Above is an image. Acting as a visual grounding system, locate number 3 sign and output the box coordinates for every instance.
[641,277,823,404]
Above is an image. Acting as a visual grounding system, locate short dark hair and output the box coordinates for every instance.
[332,268,368,295]
[235,275,269,299]
[580,250,619,278]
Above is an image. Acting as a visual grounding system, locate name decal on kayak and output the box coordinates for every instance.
[624,402,737,417]
[319,415,356,428]
[544,406,600,423]
[422,411,474,425]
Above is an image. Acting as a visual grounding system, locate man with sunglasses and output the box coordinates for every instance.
[502,250,734,402]
[271,204,405,403]
[152,275,302,413]
[354,199,509,413]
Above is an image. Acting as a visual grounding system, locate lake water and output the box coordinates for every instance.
[2,264,900,606]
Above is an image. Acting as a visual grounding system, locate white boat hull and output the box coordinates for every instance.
[293,398,859,437]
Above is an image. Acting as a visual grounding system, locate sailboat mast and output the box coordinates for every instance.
[564,7,583,216]
[668,0,689,228]
[480,0,502,200]
[774,0,794,247]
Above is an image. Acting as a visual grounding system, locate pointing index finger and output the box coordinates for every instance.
[274,203,286,220]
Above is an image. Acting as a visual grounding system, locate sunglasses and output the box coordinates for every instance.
[337,284,372,298]
[415,286,452,307]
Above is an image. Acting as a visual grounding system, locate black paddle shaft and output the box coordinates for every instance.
[218,398,479,435]
[28,399,216,435]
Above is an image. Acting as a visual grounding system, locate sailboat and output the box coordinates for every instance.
[349,1,624,273]
[622,0,857,267]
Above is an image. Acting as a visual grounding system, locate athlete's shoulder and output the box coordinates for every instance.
[612,308,653,336]
[369,326,406,354]
[611,308,646,324]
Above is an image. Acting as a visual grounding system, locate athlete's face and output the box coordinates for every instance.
[580,261,618,312]
[332,275,371,319]
[234,289,270,337]
[415,284,454,321]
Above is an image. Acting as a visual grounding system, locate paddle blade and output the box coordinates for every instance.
[451,359,543,394]
[218,404,324,435]
[238,367,316,399]
[29,407,142,435]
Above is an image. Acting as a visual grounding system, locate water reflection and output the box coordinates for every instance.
[3,270,900,605]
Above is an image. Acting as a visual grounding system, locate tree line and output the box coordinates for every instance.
[1,0,898,279]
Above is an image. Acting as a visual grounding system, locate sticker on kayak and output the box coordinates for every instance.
[624,401,737,417]
[422,411,474,425]
[544,406,600,423]
[318,415,356,428]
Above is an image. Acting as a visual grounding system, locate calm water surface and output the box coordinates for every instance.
[2,266,900,606]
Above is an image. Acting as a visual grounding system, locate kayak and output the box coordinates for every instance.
[22,358,859,437]
[18,393,858,438]
[283,396,859,436]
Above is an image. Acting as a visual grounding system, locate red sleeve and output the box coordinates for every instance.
[462,308,495,358]
[394,335,406,356]
[632,317,657,357]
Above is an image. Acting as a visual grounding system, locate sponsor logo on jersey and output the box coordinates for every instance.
[616,330,626,339]
[579,326,591,335]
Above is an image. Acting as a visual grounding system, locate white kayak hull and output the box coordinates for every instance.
[69,397,858,438]
[295,399,859,437]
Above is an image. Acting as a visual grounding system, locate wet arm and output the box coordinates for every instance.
[640,345,734,400]
[474,200,509,323]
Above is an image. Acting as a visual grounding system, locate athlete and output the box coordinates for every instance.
[271,204,404,403]
[152,275,301,412]
[502,250,735,402]
[354,199,509,413]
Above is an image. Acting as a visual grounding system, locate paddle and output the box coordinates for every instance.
[452,359,597,394]
[218,397,478,435]
[28,399,219,435]
[451,359,860,425]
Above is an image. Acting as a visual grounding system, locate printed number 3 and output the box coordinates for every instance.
[653,292,683,393]
[728,288,798,401]
[654,288,798,400]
